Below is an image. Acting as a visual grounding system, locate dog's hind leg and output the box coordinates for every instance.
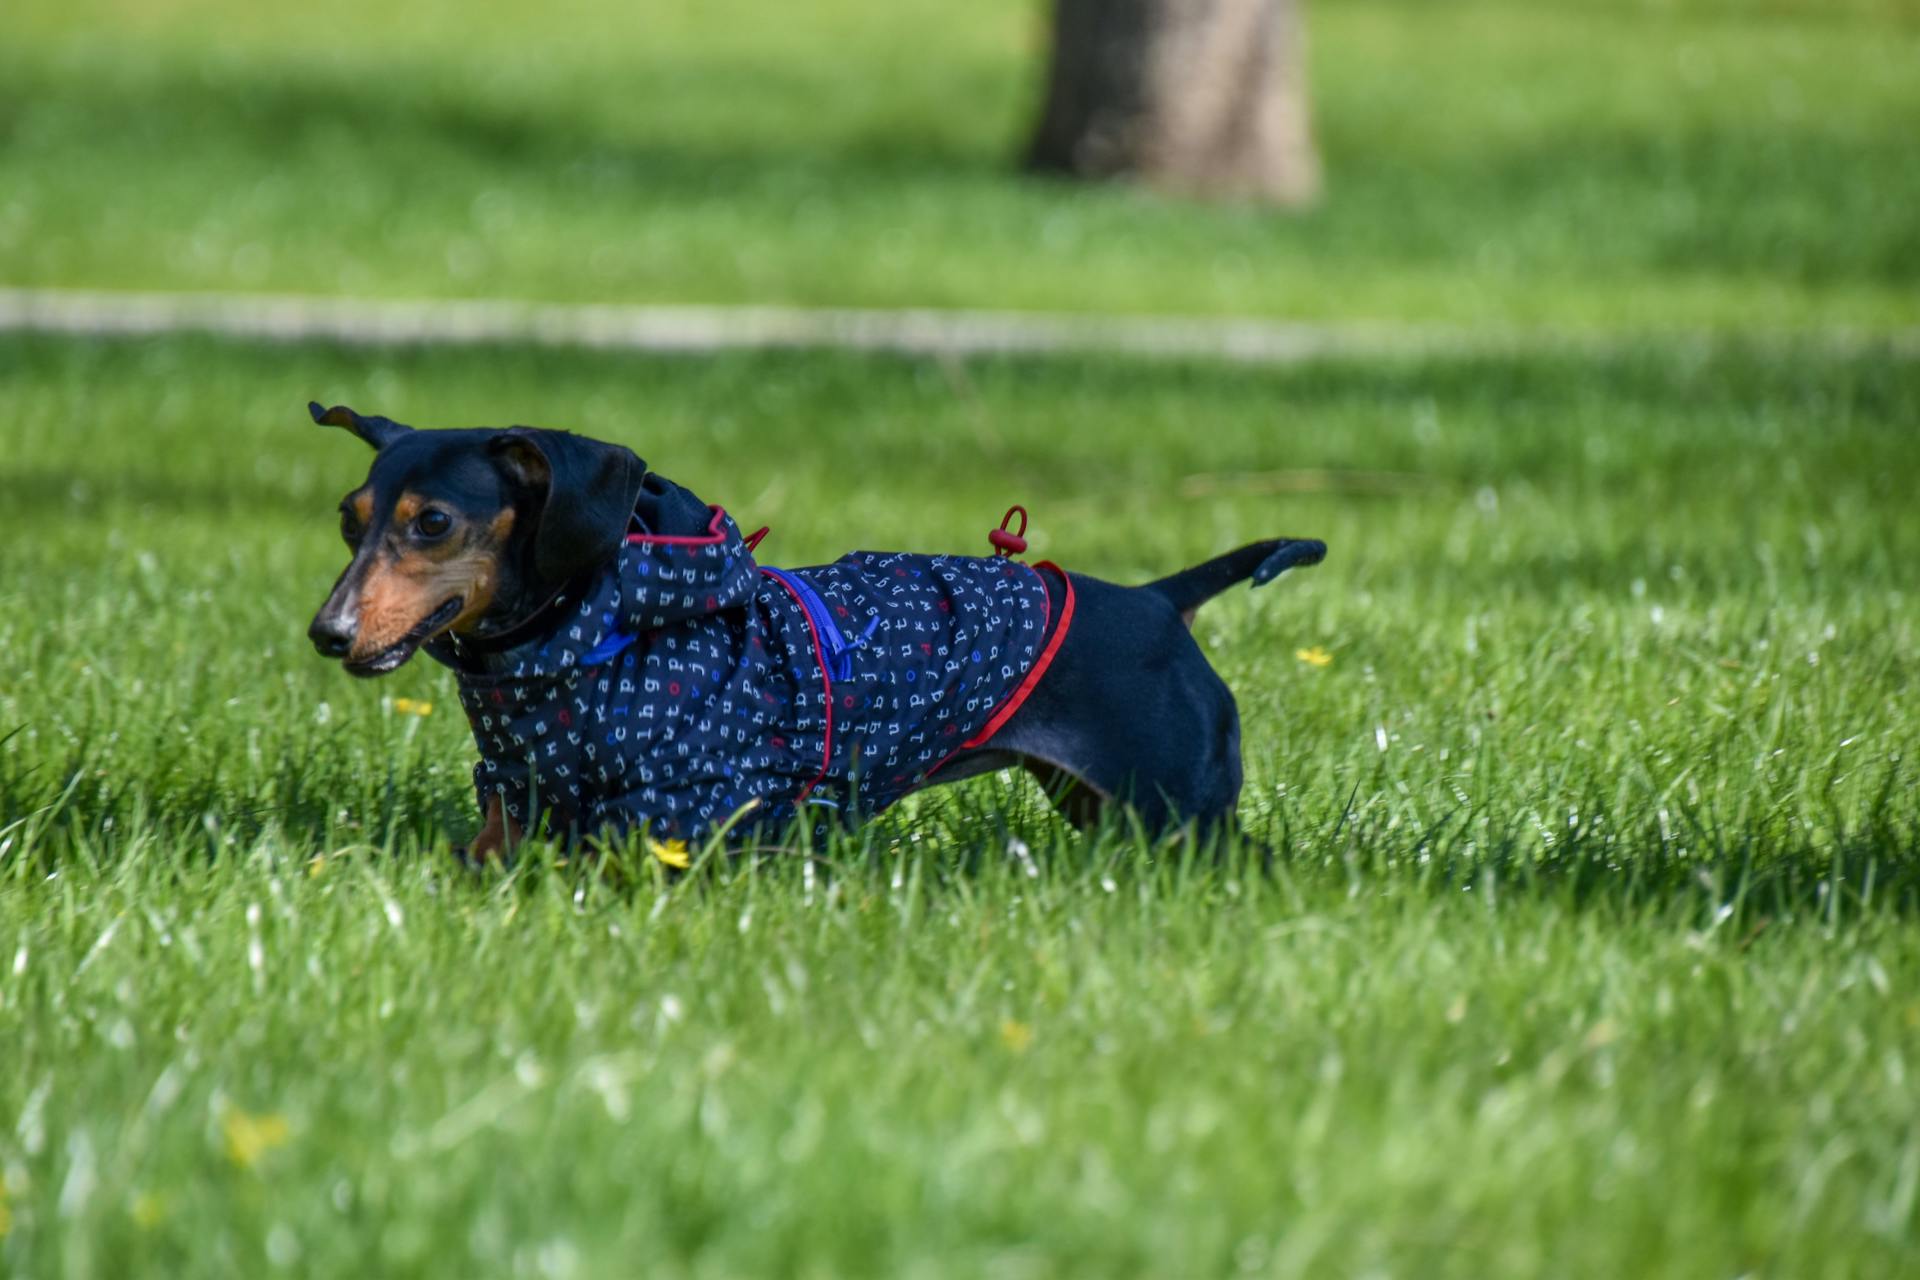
[1021,758,1112,830]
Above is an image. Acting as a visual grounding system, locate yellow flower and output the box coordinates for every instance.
[1295,646,1333,668]
[392,698,434,717]
[307,855,327,879]
[130,1191,166,1229]
[649,837,691,869]
[999,1019,1034,1054]
[222,1107,291,1169]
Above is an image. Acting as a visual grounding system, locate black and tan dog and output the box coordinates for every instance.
[306,403,1325,858]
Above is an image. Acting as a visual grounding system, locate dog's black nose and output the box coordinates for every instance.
[308,614,355,659]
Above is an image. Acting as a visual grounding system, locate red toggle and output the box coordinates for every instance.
[744,525,770,552]
[989,505,1028,558]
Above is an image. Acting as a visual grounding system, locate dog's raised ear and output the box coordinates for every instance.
[308,401,413,451]
[489,428,648,584]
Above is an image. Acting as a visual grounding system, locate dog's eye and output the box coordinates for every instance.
[413,509,453,539]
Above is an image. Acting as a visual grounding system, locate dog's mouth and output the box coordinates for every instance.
[343,596,464,677]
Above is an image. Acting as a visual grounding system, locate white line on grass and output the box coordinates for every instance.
[1,287,1914,363]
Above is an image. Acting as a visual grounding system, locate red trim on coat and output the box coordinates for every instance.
[760,569,834,804]
[960,562,1074,750]
[920,561,1074,783]
[627,505,729,546]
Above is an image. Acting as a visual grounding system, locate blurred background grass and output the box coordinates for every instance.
[4,0,1918,327]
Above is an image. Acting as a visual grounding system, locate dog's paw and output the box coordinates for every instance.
[451,842,514,873]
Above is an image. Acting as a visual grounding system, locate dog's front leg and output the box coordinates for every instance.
[463,793,522,866]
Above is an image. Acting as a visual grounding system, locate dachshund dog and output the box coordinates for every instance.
[305,403,1325,859]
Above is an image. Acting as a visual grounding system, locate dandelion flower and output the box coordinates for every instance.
[649,837,691,870]
[392,698,433,717]
[1295,646,1333,668]
[222,1107,291,1170]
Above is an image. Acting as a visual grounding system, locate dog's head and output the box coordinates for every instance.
[304,403,648,676]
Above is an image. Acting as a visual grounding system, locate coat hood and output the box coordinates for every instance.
[430,506,760,681]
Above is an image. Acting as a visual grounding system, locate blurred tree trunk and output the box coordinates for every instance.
[1025,0,1321,205]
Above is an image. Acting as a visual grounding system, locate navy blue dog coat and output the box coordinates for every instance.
[427,508,1070,842]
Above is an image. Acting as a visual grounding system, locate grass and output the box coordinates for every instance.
[2,333,1918,1276]
[4,0,1918,1270]
[3,0,1918,329]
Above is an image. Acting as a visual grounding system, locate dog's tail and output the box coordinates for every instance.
[1145,538,1327,619]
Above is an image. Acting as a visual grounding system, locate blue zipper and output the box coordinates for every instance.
[579,629,639,667]
[763,568,878,681]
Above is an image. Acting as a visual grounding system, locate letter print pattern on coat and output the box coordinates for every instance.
[796,551,1049,814]
[430,508,1051,843]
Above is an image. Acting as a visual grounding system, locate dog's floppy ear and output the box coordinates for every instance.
[489,428,648,584]
[308,401,413,450]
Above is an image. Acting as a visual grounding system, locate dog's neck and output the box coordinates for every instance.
[440,565,602,663]
[427,503,760,685]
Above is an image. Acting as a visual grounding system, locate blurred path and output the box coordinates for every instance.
[2,288,1913,363]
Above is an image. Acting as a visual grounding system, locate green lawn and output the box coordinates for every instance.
[3,0,1918,329]
[5,0,1919,1271]
[2,334,1917,1275]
